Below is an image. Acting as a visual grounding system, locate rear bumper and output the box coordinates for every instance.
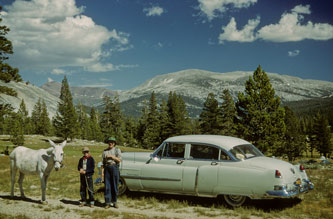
[266,179,314,198]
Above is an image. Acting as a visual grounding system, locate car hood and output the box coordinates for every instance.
[122,152,152,163]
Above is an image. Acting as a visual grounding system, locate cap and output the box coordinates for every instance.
[106,137,117,144]
[82,146,90,152]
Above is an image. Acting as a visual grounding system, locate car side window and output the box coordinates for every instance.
[220,150,232,161]
[162,143,186,158]
[190,144,219,160]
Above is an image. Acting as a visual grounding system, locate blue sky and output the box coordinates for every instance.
[1,0,333,90]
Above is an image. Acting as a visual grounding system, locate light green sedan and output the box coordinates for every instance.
[118,135,314,207]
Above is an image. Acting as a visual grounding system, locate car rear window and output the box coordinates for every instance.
[190,144,219,160]
[229,144,264,160]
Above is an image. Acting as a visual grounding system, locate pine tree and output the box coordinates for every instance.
[281,107,305,161]
[99,95,125,143]
[53,76,79,140]
[31,99,51,135]
[307,118,316,158]
[219,89,237,136]
[110,96,125,143]
[167,92,191,136]
[199,93,221,134]
[17,99,32,134]
[31,99,42,134]
[40,100,51,136]
[312,112,332,158]
[100,95,113,138]
[88,107,103,142]
[0,104,13,134]
[123,116,138,147]
[142,92,161,149]
[137,100,149,147]
[159,100,172,141]
[9,113,24,145]
[77,103,90,139]
[236,65,286,154]
[0,6,22,96]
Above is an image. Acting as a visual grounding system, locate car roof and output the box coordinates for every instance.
[165,135,250,151]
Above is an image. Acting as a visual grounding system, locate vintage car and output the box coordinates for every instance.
[118,135,313,207]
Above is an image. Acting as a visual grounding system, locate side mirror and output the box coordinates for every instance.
[147,154,160,164]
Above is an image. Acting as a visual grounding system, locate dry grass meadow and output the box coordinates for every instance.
[0,135,332,218]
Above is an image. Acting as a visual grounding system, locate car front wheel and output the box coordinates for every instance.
[223,195,247,207]
[118,177,127,196]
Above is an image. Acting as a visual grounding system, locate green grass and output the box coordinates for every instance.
[1,135,333,219]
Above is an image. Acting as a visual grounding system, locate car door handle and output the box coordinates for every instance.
[177,160,184,164]
[211,162,218,166]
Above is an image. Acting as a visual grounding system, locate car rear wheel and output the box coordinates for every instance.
[118,177,127,196]
[223,195,247,207]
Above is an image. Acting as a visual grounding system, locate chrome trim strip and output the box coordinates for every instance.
[121,175,181,182]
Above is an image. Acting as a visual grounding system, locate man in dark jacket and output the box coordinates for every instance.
[78,146,95,207]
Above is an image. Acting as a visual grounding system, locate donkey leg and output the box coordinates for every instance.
[10,161,17,197]
[40,174,47,204]
[18,172,25,198]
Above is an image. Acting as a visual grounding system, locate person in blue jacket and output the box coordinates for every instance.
[78,146,95,207]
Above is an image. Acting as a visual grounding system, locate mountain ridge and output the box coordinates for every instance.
[1,69,333,118]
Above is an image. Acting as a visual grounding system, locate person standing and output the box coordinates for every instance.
[78,146,95,207]
[102,137,122,209]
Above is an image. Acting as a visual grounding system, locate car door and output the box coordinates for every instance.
[182,144,220,195]
[140,142,186,192]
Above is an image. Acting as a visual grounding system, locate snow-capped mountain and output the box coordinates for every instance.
[2,69,333,118]
[120,69,333,102]
[118,69,333,116]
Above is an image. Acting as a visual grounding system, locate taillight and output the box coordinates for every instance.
[300,165,305,171]
[275,170,282,178]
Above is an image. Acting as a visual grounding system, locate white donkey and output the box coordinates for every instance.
[10,139,66,204]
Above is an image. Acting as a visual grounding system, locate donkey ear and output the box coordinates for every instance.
[60,140,67,148]
[48,139,56,147]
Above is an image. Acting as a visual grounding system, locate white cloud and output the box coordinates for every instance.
[291,4,311,14]
[143,6,165,17]
[257,5,333,42]
[51,68,66,75]
[219,16,260,43]
[84,63,118,72]
[218,4,333,43]
[2,0,131,72]
[197,0,257,21]
[288,50,300,57]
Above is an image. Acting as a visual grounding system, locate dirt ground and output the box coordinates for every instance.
[0,191,254,219]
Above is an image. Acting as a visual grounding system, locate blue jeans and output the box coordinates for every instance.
[104,165,119,205]
[80,174,94,204]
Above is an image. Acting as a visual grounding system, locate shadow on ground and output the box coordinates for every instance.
[0,195,42,204]
[60,199,105,208]
[123,191,302,212]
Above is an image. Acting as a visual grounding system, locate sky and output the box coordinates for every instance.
[1,0,333,90]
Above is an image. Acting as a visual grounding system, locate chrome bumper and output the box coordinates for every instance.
[266,179,314,198]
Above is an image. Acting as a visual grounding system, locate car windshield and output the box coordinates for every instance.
[229,144,264,160]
